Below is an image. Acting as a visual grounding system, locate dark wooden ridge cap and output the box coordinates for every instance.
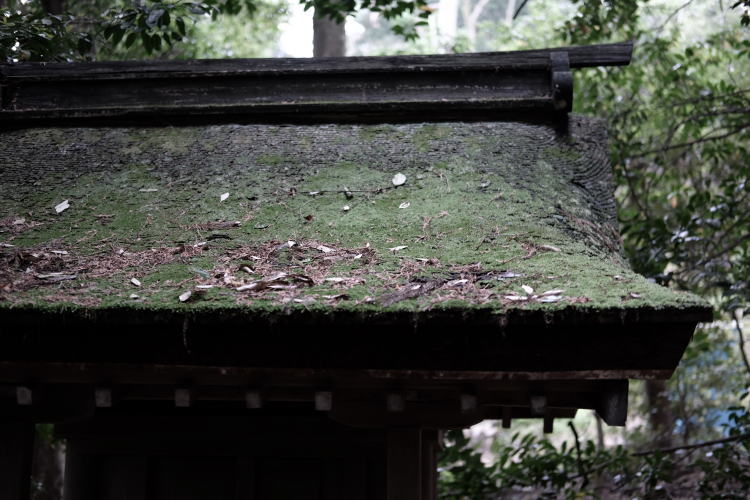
[0,42,632,126]
[0,42,632,80]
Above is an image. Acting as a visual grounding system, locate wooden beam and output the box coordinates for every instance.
[314,391,333,411]
[94,387,113,408]
[502,407,512,428]
[387,393,405,413]
[0,43,633,126]
[421,430,439,500]
[0,421,33,500]
[459,393,477,413]
[15,386,32,406]
[596,379,628,426]
[387,428,422,500]
[174,387,193,408]
[245,390,263,409]
[0,43,632,80]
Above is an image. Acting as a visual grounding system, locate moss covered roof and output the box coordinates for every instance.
[0,116,709,324]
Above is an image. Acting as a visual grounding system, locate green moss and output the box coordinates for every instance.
[0,120,709,318]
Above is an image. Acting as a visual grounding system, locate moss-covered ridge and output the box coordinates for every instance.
[0,117,709,321]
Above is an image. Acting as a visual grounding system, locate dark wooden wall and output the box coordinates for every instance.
[55,414,438,500]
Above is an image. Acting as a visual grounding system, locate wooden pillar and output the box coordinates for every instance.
[420,430,439,500]
[0,421,34,500]
[386,428,422,500]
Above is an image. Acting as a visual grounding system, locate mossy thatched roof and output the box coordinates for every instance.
[0,116,709,324]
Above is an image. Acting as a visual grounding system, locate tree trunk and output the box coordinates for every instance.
[313,13,345,57]
[41,0,65,14]
[645,380,674,448]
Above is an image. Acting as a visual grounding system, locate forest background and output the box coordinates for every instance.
[2,0,750,497]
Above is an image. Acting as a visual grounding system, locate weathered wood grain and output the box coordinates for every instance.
[0,42,632,80]
[0,42,632,125]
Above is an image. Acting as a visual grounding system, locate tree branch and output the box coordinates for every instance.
[568,421,589,488]
[734,310,750,377]
[632,431,750,456]
[632,122,750,158]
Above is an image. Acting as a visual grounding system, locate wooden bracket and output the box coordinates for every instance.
[550,51,573,113]
[596,379,628,426]
[94,387,114,408]
[245,389,263,409]
[15,386,33,406]
[174,387,193,408]
[314,391,333,411]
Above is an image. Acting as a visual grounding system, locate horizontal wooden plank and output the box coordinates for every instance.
[0,43,632,81]
[0,43,632,124]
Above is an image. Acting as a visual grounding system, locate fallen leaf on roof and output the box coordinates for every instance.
[568,296,591,304]
[35,273,76,282]
[399,202,411,209]
[496,271,521,278]
[392,173,407,186]
[130,277,141,287]
[293,297,316,305]
[537,295,562,303]
[540,244,561,252]
[55,200,70,214]
[178,290,193,302]
[236,283,261,292]
[190,267,210,278]
[521,285,534,295]
[220,192,229,202]
[389,245,408,252]
[323,294,349,301]
[447,279,469,286]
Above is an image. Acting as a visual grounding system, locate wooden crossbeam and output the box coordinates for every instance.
[0,43,632,126]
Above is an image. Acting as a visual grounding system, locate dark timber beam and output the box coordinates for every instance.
[0,421,34,500]
[0,42,632,126]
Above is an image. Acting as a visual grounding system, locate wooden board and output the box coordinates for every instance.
[0,43,631,125]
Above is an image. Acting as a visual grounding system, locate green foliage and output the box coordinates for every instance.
[304,0,431,40]
[438,1,750,497]
[0,0,435,62]
[439,414,750,498]
[0,10,92,61]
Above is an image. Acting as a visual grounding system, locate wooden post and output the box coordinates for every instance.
[421,430,439,500]
[387,428,422,500]
[0,421,34,500]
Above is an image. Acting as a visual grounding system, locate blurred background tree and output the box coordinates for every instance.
[3,0,750,497]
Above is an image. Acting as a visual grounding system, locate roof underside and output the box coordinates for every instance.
[0,116,708,326]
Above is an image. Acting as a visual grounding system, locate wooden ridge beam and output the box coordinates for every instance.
[0,43,632,126]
